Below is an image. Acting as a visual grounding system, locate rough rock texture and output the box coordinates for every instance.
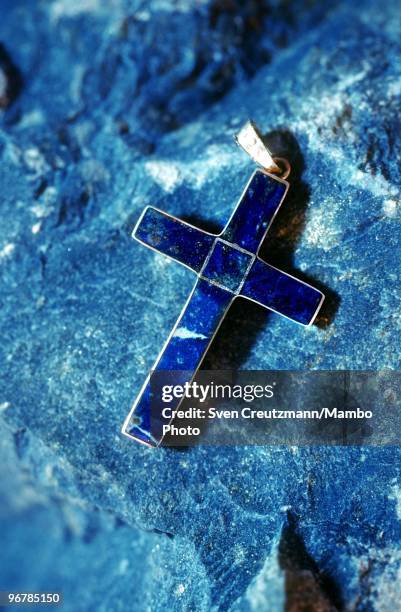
[1,0,401,610]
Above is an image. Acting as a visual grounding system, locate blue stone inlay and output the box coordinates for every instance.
[241,259,324,326]
[127,279,233,445]
[200,239,254,293]
[124,170,324,445]
[134,206,215,272]
[222,170,287,252]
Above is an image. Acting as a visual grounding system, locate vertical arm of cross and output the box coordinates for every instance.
[222,169,288,252]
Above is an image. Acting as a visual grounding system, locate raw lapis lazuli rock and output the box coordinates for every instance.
[123,169,324,446]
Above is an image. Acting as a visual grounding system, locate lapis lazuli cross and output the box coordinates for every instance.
[122,168,324,446]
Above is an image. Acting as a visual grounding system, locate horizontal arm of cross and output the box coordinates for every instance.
[133,206,323,326]
[240,258,324,326]
[133,169,289,270]
[133,206,214,272]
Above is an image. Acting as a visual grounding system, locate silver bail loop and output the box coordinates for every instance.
[235,120,281,175]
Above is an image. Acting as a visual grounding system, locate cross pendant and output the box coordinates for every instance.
[122,126,324,447]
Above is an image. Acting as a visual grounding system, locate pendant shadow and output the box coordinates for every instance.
[162,130,340,449]
[186,129,339,370]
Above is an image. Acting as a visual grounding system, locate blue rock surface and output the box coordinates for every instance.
[1,0,401,610]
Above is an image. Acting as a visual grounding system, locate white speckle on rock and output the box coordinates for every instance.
[383,199,398,218]
[135,10,150,21]
[24,147,48,175]
[175,584,185,596]
[303,201,341,250]
[375,548,401,609]
[51,0,102,21]
[32,222,42,234]
[388,77,401,98]
[0,401,10,412]
[349,166,398,199]
[145,161,182,193]
[5,142,22,166]
[145,144,235,192]
[243,543,285,611]
[118,558,129,575]
[80,159,110,185]
[155,253,172,269]
[31,187,57,219]
[148,0,208,13]
[0,243,15,259]
[17,109,44,129]
[44,464,54,482]
[174,327,207,340]
[233,544,246,565]
[390,485,401,519]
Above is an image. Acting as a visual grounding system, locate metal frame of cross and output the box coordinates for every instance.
[122,168,324,447]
